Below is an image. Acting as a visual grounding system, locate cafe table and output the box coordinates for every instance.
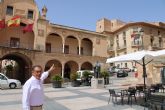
[148,92,165,110]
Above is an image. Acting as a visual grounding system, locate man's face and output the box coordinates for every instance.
[32,67,42,80]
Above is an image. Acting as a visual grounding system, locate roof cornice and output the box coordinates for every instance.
[50,23,109,37]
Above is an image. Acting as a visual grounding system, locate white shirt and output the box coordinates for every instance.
[22,72,49,110]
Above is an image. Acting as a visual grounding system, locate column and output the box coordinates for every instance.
[78,40,81,55]
[62,39,65,54]
[78,63,81,71]
[62,63,64,78]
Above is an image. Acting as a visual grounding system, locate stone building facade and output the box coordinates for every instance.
[0,0,164,84]
[97,18,165,84]
[0,0,108,83]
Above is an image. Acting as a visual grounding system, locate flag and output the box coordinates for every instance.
[0,19,5,29]
[131,33,135,38]
[22,24,33,33]
[7,16,21,27]
[131,33,140,40]
[131,31,136,38]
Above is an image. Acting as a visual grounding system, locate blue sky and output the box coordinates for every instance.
[35,0,165,31]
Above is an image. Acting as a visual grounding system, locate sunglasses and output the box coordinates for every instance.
[34,70,42,73]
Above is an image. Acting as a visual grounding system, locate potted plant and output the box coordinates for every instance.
[101,71,110,85]
[70,73,80,87]
[5,64,14,78]
[51,74,62,88]
[82,71,92,86]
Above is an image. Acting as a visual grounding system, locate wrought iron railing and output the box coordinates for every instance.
[0,42,34,50]
[131,41,142,47]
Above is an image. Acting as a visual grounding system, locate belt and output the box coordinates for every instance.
[30,105,43,107]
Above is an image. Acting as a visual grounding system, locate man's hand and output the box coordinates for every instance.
[48,64,55,73]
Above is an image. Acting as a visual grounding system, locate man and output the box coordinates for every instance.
[22,64,55,110]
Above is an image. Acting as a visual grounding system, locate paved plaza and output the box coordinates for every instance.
[0,83,148,110]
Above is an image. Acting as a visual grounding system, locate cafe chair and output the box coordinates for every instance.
[108,89,121,104]
[136,86,144,97]
[127,87,137,105]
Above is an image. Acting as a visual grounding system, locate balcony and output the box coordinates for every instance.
[45,47,93,57]
[131,41,142,47]
[150,44,164,50]
[0,42,35,51]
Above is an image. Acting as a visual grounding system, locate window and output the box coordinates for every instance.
[46,43,51,53]
[27,10,34,19]
[81,48,83,55]
[6,6,13,15]
[125,63,127,67]
[0,75,7,80]
[150,36,154,46]
[158,30,160,36]
[64,45,69,54]
[116,35,119,40]
[117,42,119,48]
[123,31,126,37]
[159,37,162,47]
[124,40,127,46]
[10,38,20,48]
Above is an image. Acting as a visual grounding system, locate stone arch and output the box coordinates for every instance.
[44,59,62,83]
[46,33,63,53]
[81,62,93,70]
[64,60,79,79]
[1,52,32,84]
[81,38,93,56]
[65,35,79,55]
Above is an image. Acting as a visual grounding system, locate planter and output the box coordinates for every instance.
[71,80,80,87]
[52,81,62,88]
[82,80,90,86]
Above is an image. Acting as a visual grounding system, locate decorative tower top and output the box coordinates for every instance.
[41,5,47,19]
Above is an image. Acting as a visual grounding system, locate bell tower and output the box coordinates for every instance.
[41,5,47,19]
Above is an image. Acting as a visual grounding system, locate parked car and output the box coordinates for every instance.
[109,66,120,73]
[77,70,94,82]
[122,67,131,73]
[117,70,128,78]
[0,73,21,89]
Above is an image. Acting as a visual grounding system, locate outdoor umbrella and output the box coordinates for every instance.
[106,50,165,102]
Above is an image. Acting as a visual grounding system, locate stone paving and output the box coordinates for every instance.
[0,84,148,110]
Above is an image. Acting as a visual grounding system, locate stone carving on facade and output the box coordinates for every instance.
[62,31,67,36]
[78,32,82,39]
[15,9,26,16]
[96,38,100,45]
[36,44,44,51]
